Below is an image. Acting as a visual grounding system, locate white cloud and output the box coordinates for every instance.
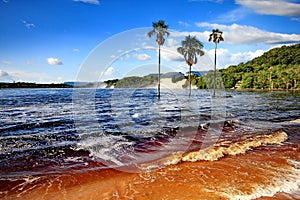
[167,38,179,47]
[0,69,70,83]
[215,7,250,23]
[170,30,209,43]
[73,48,79,52]
[143,46,156,50]
[207,48,265,68]
[22,20,35,29]
[236,0,300,16]
[0,69,43,83]
[103,67,114,76]
[292,17,300,22]
[0,69,12,81]
[178,21,191,27]
[135,53,151,61]
[196,22,300,44]
[161,46,184,62]
[47,57,63,65]
[73,0,100,5]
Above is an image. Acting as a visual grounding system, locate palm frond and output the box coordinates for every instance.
[148,20,169,45]
[147,29,156,38]
[209,29,224,44]
[177,35,204,67]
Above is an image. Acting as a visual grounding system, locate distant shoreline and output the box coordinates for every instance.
[1,81,299,91]
[0,82,73,89]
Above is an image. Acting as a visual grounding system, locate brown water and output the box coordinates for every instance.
[1,130,300,200]
[0,89,300,199]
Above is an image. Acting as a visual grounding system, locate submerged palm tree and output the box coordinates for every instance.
[147,20,170,99]
[209,29,224,97]
[177,35,204,97]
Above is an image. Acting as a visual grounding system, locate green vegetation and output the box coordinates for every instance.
[189,44,299,90]
[0,82,72,89]
[220,44,300,89]
[114,75,157,88]
[104,79,119,88]
[171,75,186,83]
[104,72,185,88]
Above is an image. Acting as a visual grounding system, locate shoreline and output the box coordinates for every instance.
[1,130,299,200]
[3,145,299,200]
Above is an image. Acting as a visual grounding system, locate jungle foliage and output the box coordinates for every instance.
[192,44,300,89]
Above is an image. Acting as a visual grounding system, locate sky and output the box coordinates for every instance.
[0,0,300,83]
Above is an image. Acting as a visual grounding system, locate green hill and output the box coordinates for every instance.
[102,44,300,90]
[218,43,300,89]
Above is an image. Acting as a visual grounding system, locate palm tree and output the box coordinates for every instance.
[177,35,204,97]
[209,29,224,97]
[147,20,169,99]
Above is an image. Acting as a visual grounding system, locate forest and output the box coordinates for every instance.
[194,43,300,89]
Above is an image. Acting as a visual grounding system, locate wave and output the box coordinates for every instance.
[137,131,300,200]
[140,131,288,170]
[290,119,300,123]
[182,131,288,162]
[216,159,300,200]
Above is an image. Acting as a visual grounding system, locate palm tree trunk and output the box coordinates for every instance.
[213,43,217,97]
[189,64,191,97]
[158,44,161,99]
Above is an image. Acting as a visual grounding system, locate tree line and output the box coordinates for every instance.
[0,82,72,89]
[216,43,299,89]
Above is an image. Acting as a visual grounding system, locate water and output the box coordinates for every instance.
[0,88,299,199]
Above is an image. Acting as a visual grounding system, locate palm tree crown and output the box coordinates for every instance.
[177,35,204,96]
[208,29,224,44]
[177,35,204,67]
[147,20,170,46]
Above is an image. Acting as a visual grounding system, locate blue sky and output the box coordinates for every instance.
[0,0,300,83]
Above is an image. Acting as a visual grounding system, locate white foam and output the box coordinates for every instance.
[217,159,300,200]
[182,131,288,162]
[290,119,300,123]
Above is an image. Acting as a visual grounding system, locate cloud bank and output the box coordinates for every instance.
[196,23,300,44]
[236,0,300,17]
[206,48,265,68]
